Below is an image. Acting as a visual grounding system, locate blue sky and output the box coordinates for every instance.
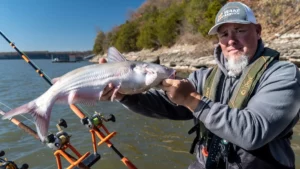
[0,0,145,52]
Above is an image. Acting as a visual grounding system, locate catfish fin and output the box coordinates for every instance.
[111,82,121,102]
[2,101,36,120]
[107,47,127,63]
[32,107,52,142]
[98,91,103,100]
[67,91,97,106]
[2,99,51,142]
[68,90,77,104]
[52,77,60,84]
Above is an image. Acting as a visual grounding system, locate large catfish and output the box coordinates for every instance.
[2,47,175,141]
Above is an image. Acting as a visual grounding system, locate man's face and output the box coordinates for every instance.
[217,23,261,61]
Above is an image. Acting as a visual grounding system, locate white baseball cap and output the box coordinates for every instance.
[208,2,257,35]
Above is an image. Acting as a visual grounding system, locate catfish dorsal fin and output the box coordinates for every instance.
[51,77,60,84]
[107,47,127,63]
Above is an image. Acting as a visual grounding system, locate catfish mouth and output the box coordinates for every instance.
[168,69,176,79]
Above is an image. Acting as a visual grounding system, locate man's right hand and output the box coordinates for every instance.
[98,58,125,101]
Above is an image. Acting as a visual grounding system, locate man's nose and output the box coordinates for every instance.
[228,33,238,46]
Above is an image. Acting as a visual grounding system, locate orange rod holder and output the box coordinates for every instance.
[69,105,138,169]
[54,143,90,169]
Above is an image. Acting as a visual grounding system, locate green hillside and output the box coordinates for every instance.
[93,0,300,55]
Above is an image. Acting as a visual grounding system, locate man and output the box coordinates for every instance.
[101,2,300,169]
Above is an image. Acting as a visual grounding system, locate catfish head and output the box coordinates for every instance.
[107,47,175,94]
[128,61,175,92]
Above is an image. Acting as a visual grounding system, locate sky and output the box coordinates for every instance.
[0,0,145,52]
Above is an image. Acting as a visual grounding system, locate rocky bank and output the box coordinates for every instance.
[90,26,300,73]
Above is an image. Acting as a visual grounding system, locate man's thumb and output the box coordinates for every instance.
[99,58,107,64]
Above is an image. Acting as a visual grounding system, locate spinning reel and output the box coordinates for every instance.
[0,150,29,169]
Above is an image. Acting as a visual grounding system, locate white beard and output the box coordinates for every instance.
[225,54,249,77]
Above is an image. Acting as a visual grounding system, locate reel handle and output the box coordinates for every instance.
[20,163,29,169]
[0,150,5,157]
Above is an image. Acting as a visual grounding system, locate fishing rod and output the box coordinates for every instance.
[0,32,52,85]
[0,111,39,140]
[0,31,137,169]
[0,105,92,169]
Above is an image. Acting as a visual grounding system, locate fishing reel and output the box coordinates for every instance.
[46,119,71,150]
[80,111,116,128]
[0,151,29,169]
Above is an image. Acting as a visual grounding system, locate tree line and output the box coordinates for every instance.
[93,0,227,54]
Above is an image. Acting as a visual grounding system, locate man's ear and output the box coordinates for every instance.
[255,24,262,38]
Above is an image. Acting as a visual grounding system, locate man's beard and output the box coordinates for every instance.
[225,54,249,77]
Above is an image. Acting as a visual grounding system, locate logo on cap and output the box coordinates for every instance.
[217,7,240,22]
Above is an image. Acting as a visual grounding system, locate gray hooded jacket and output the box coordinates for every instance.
[120,40,300,168]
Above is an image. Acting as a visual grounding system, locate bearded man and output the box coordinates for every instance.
[101,2,300,169]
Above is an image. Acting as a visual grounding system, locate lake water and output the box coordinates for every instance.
[0,60,299,169]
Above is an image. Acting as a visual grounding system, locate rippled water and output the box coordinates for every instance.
[0,60,299,169]
[0,60,195,169]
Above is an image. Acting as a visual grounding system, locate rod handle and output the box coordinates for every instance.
[11,118,40,140]
[70,104,86,119]
[121,157,138,169]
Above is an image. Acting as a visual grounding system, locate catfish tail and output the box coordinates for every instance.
[2,99,53,142]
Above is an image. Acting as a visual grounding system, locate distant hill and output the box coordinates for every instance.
[0,51,93,60]
[91,0,300,71]
[92,0,300,57]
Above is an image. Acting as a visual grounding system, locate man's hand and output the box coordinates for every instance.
[159,79,201,112]
[98,58,107,64]
[98,58,125,101]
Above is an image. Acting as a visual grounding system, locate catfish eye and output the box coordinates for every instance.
[130,64,136,69]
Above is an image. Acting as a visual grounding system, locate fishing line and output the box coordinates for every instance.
[0,101,35,124]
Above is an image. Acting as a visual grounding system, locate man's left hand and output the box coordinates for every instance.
[159,79,201,111]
